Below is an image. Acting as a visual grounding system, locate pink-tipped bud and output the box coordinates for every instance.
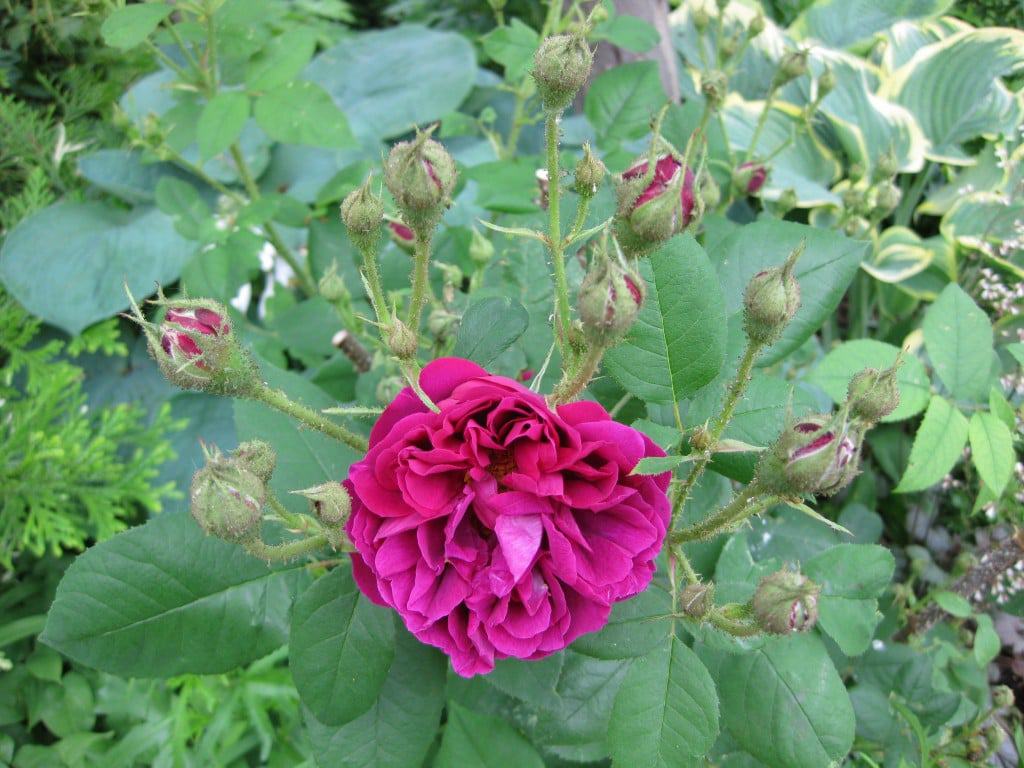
[734,161,768,195]
[847,361,902,425]
[578,255,644,346]
[757,413,863,497]
[388,220,417,254]
[384,128,457,230]
[614,153,697,257]
[742,244,802,345]
[753,569,820,634]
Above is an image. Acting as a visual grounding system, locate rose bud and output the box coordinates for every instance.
[993,685,1016,710]
[742,244,802,345]
[846,360,901,425]
[517,368,534,382]
[843,216,871,239]
[231,439,277,484]
[318,262,349,303]
[692,4,712,31]
[748,12,766,37]
[385,316,419,360]
[700,172,721,210]
[614,153,696,257]
[578,255,644,346]
[469,227,494,267]
[720,30,741,60]
[531,33,594,112]
[387,219,417,254]
[772,49,808,88]
[757,414,862,497]
[752,569,820,634]
[190,448,265,543]
[341,177,384,253]
[733,161,768,195]
[428,308,460,341]
[573,142,606,198]
[680,582,714,619]
[775,188,799,215]
[701,69,729,110]
[873,148,899,181]
[383,128,457,230]
[817,65,836,99]
[294,481,352,543]
[872,179,902,213]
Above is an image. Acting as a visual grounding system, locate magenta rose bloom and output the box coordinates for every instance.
[345,358,671,676]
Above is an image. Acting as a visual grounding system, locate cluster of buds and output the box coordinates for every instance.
[742,243,802,345]
[577,250,645,347]
[531,32,594,112]
[613,148,699,258]
[383,126,457,232]
[756,412,864,497]
[127,292,259,397]
[752,569,820,634]
[190,442,276,543]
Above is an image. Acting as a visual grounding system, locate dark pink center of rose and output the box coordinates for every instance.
[622,154,696,225]
[160,329,205,366]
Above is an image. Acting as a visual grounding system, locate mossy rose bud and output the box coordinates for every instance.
[531,34,593,112]
[573,143,606,197]
[817,66,836,99]
[614,153,696,257]
[701,69,729,110]
[753,569,820,634]
[847,362,901,424]
[384,129,457,230]
[742,245,802,345]
[872,180,902,212]
[734,161,767,195]
[341,177,384,252]
[385,317,419,360]
[318,263,349,303]
[232,440,277,484]
[748,12,766,37]
[578,256,644,346]
[388,220,416,254]
[190,451,265,542]
[469,227,494,267]
[773,49,808,88]
[758,414,862,496]
[295,482,351,526]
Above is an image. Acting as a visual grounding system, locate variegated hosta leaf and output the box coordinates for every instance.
[880,16,973,72]
[863,226,934,283]
[882,28,1024,164]
[789,0,955,51]
[720,95,840,206]
[941,192,1024,275]
[919,144,1007,216]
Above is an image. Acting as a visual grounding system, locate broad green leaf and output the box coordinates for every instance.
[706,220,867,365]
[41,513,307,677]
[465,160,539,214]
[895,396,969,493]
[714,533,780,605]
[246,28,318,91]
[883,29,1024,163]
[452,296,529,366]
[973,614,1000,665]
[790,0,953,49]
[604,234,727,404]
[101,3,172,49]
[235,361,361,513]
[290,566,395,726]
[306,625,445,768]
[181,230,262,303]
[989,387,1017,431]
[481,19,539,80]
[593,15,660,53]
[254,81,354,148]
[968,411,1014,494]
[807,340,930,422]
[572,584,672,660]
[932,590,972,618]
[77,149,192,205]
[154,177,215,241]
[608,636,719,767]
[0,201,193,335]
[486,653,565,711]
[881,17,971,72]
[700,634,855,768]
[584,61,667,144]
[922,284,994,403]
[941,193,1024,270]
[631,455,688,475]
[862,227,933,284]
[805,544,895,656]
[435,701,544,768]
[304,25,476,141]
[197,92,250,161]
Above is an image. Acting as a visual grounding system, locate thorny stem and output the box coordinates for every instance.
[267,495,320,534]
[244,534,331,563]
[550,345,603,405]
[566,193,593,244]
[254,385,369,453]
[708,607,761,637]
[407,233,433,334]
[673,489,779,545]
[546,111,574,356]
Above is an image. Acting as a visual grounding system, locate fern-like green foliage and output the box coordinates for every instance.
[0,290,182,567]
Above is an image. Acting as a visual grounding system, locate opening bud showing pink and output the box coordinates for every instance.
[384,127,457,231]
[573,142,606,198]
[734,161,768,195]
[614,153,697,258]
[757,413,863,497]
[340,176,384,253]
[578,253,645,347]
[752,569,820,634]
[531,33,594,112]
[387,219,417,254]
[742,243,802,345]
[190,445,265,543]
[127,289,259,397]
[846,359,902,425]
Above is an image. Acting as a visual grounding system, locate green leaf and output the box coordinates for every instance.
[631,455,688,475]
[608,636,719,767]
[791,0,953,49]
[707,220,867,364]
[305,25,476,141]
[154,177,214,241]
[604,234,727,404]
[481,18,539,80]
[197,92,250,161]
[968,412,1014,494]
[254,81,354,148]
[181,230,262,303]
[807,340,930,422]
[246,28,318,91]
[932,590,972,618]
[701,633,855,768]
[290,566,395,726]
[452,296,529,367]
[805,544,895,656]
[989,387,1017,432]
[973,614,1000,665]
[77,149,191,205]
[101,3,172,49]
[465,160,540,214]
[883,29,1024,163]
[895,396,969,493]
[306,625,446,768]
[0,201,194,335]
[572,584,672,660]
[486,653,565,711]
[593,15,660,53]
[584,61,667,143]
[941,193,1024,261]
[41,513,307,677]
[923,284,994,403]
[435,701,544,768]
[714,533,780,605]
